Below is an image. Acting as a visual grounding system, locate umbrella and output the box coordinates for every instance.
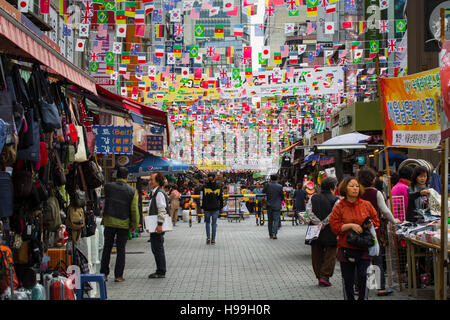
[321,132,371,145]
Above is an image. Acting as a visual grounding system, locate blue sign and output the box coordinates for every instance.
[92,125,133,155]
[147,135,163,151]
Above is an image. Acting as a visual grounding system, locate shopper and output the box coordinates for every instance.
[357,168,401,296]
[306,177,339,287]
[262,174,284,239]
[148,172,169,278]
[168,185,181,226]
[293,182,307,215]
[392,166,413,222]
[329,177,380,300]
[200,173,224,245]
[406,166,431,222]
[100,167,139,282]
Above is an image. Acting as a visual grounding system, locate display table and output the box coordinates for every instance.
[406,238,450,300]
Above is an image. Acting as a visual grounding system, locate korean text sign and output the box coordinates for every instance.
[92,125,133,155]
[380,68,441,148]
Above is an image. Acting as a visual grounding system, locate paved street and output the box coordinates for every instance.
[105,216,432,300]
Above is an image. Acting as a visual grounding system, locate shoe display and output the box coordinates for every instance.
[148,273,166,279]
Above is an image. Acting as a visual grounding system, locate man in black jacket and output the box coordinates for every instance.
[262,175,284,239]
[201,173,224,245]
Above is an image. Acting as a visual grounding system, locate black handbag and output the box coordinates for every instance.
[71,188,86,208]
[81,208,97,238]
[52,150,66,187]
[12,162,33,198]
[346,228,374,248]
[81,158,104,189]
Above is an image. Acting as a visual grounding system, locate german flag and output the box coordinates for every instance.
[214,24,224,37]
[155,24,164,38]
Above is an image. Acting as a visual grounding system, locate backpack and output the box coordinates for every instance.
[65,206,85,230]
[43,195,62,232]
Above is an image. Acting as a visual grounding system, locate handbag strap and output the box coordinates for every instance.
[77,165,88,194]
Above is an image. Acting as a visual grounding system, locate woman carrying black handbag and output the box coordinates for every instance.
[329,177,380,300]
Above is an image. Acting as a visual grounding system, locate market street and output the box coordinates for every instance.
[105,216,431,300]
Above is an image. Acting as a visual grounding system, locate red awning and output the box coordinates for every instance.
[0,8,97,95]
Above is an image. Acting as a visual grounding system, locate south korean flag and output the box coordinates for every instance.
[113,42,122,54]
[148,65,157,79]
[167,53,176,65]
[79,24,90,38]
[170,9,182,22]
[110,72,118,80]
[297,44,307,55]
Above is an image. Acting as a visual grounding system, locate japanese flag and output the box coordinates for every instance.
[194,54,203,64]
[18,0,29,12]
[223,0,234,11]
[324,22,335,34]
[353,49,363,60]
[181,67,190,78]
[79,24,90,38]
[75,39,86,52]
[120,87,127,97]
[117,25,127,38]
[261,46,270,59]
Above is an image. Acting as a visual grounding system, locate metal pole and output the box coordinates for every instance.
[375,56,403,291]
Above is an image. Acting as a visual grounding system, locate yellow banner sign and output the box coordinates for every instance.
[380,68,441,148]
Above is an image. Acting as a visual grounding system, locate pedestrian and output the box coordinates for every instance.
[200,173,224,245]
[357,168,401,296]
[329,177,380,300]
[194,179,204,223]
[406,166,431,222]
[262,174,284,239]
[200,173,224,244]
[100,167,139,282]
[306,177,339,287]
[168,185,181,226]
[148,172,169,278]
[293,183,307,224]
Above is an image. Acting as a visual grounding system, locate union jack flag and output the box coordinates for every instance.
[379,20,389,33]
[207,46,215,57]
[174,24,184,36]
[80,11,92,24]
[387,39,397,52]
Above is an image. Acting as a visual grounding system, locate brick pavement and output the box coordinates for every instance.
[105,216,432,300]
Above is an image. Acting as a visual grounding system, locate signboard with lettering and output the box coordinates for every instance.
[380,68,441,148]
[147,135,164,151]
[92,125,133,155]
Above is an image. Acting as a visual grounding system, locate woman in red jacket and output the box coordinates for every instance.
[329,177,380,300]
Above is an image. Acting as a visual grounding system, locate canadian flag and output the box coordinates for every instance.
[324,22,335,34]
[261,46,270,59]
[181,67,189,78]
[18,0,29,12]
[117,25,127,38]
[75,39,86,52]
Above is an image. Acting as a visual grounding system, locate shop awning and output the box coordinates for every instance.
[0,7,97,95]
[280,140,303,154]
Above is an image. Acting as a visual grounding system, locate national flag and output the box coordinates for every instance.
[181,67,190,78]
[59,0,66,15]
[324,22,334,34]
[274,52,282,64]
[104,0,115,11]
[254,24,265,37]
[258,68,266,79]
[106,64,115,74]
[137,52,146,64]
[395,19,406,32]
[181,52,190,64]
[258,53,268,65]
[97,10,107,24]
[117,25,127,37]
[247,4,255,16]
[280,45,289,57]
[148,66,156,79]
[121,52,131,64]
[194,24,204,37]
[116,10,126,24]
[289,52,298,64]
[297,44,306,55]
[380,0,389,10]
[215,25,224,37]
[143,0,154,15]
[351,41,360,50]
[190,7,201,19]
[369,40,379,55]
[261,46,270,59]
[90,62,99,73]
[244,46,252,59]
[174,24,184,36]
[79,24,89,37]
[135,9,145,24]
[234,24,243,36]
[210,7,220,16]
[387,39,397,52]
[227,46,234,63]
[136,25,145,37]
[40,0,49,14]
[288,6,299,16]
[167,53,176,65]
[379,20,389,33]
[75,39,86,51]
[125,1,136,17]
[194,54,203,64]
[307,0,318,16]
[342,21,352,29]
[307,22,316,35]
[173,45,182,57]
[18,0,29,12]
[155,44,165,57]
[113,42,122,54]
[265,6,275,17]
[223,0,234,11]
[285,23,295,34]
[155,24,164,38]
[232,68,240,79]
[245,68,253,79]
[152,9,162,23]
[190,46,199,58]
[105,52,115,64]
[170,9,181,22]
[207,46,216,57]
[359,21,367,34]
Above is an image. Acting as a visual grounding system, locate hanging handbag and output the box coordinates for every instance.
[17,107,41,163]
[52,150,66,187]
[61,143,75,167]
[0,171,14,217]
[12,161,34,198]
[74,125,87,163]
[81,157,104,189]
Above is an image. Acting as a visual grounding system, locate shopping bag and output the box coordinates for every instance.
[368,225,380,256]
[144,214,173,233]
[305,224,321,245]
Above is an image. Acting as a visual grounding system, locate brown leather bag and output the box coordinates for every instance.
[0,133,18,166]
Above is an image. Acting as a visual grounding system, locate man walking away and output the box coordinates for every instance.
[100,167,139,282]
[148,172,169,278]
[201,173,224,245]
[293,183,307,224]
[263,175,284,239]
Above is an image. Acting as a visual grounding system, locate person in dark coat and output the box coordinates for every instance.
[262,174,284,239]
[306,177,339,287]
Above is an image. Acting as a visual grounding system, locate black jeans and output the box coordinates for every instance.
[150,232,166,275]
[340,258,371,300]
[100,227,129,279]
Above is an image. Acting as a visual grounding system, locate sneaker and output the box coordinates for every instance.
[206,238,211,245]
[211,240,216,245]
[148,273,166,279]
[114,277,125,282]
